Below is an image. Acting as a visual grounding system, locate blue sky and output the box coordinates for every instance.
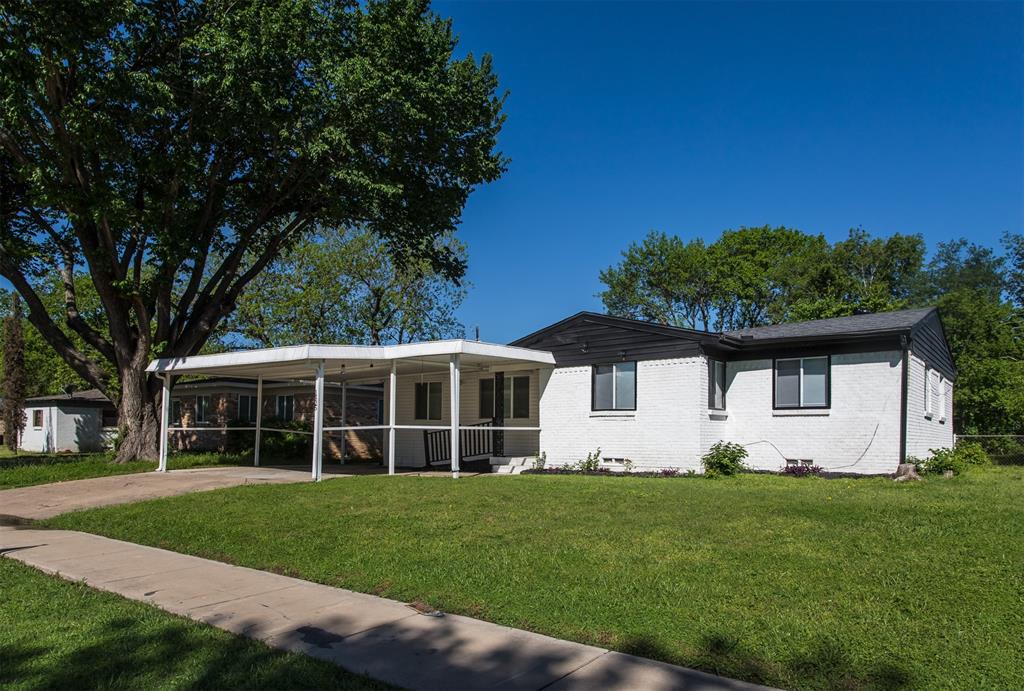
[439,1,1023,342]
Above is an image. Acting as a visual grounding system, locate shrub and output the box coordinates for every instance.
[915,442,990,476]
[572,448,601,472]
[659,468,680,477]
[533,452,546,471]
[782,464,823,477]
[701,441,748,478]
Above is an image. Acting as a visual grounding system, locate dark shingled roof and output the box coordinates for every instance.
[722,307,937,342]
[23,389,113,407]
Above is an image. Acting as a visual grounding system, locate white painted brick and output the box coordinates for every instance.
[904,353,954,459]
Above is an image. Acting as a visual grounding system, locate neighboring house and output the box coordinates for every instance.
[147,307,956,476]
[18,390,118,453]
[512,307,955,475]
[170,378,384,461]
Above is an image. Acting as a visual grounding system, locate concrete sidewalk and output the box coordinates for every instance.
[1,525,768,691]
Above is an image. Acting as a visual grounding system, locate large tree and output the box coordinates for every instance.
[227,227,466,346]
[1,293,27,451]
[0,0,506,460]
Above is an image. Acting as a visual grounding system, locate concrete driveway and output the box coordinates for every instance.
[0,466,347,520]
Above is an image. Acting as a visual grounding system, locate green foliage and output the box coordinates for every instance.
[701,441,748,477]
[914,442,990,476]
[227,227,466,347]
[532,451,546,470]
[259,419,313,461]
[0,0,506,459]
[572,447,601,472]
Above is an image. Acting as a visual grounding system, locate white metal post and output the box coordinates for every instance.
[158,374,171,472]
[388,361,397,475]
[450,354,460,479]
[254,375,263,467]
[312,362,325,481]
[340,381,347,465]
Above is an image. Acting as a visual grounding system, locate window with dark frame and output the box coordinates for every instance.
[32,409,43,428]
[275,394,294,422]
[592,361,636,411]
[479,378,494,419]
[238,394,258,423]
[172,399,182,425]
[708,359,727,410]
[195,395,211,423]
[774,356,829,409]
[414,381,442,420]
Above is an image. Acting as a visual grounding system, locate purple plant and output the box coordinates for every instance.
[781,464,824,477]
[660,468,680,477]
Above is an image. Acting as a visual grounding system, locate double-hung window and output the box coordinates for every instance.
[414,382,442,420]
[924,367,934,417]
[32,410,43,428]
[774,356,829,409]
[479,376,530,419]
[708,359,727,410]
[275,394,294,422]
[238,394,258,423]
[195,395,211,423]
[592,362,636,411]
[172,400,182,425]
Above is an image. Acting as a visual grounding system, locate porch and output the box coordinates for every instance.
[146,340,554,479]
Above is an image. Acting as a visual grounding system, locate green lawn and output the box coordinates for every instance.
[46,468,1024,689]
[0,451,253,490]
[0,558,386,690]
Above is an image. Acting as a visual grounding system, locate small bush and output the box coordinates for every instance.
[701,441,748,478]
[915,442,990,476]
[782,464,823,477]
[533,452,546,471]
[572,448,601,472]
[659,468,680,477]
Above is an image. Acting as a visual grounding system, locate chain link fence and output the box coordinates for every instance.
[955,435,1024,465]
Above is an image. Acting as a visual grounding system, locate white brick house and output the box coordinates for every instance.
[148,308,955,477]
[512,308,956,475]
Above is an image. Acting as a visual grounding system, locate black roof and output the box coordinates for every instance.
[721,307,937,343]
[23,389,114,407]
[511,307,956,379]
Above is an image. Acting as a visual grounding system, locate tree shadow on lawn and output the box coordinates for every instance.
[621,632,913,690]
[0,615,381,690]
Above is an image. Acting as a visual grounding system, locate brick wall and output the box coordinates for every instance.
[904,353,954,460]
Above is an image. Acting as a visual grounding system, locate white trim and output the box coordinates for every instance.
[158,375,171,472]
[450,353,461,479]
[254,375,263,466]
[388,361,397,475]
[772,408,830,417]
[147,339,555,375]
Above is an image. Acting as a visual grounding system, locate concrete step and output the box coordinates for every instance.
[489,456,535,467]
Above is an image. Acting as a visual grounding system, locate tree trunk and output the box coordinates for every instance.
[114,366,160,463]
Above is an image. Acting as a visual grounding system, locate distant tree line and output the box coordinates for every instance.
[600,226,1024,435]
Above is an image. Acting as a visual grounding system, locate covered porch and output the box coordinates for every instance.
[146,340,554,479]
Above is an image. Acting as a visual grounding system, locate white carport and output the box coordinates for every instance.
[146,340,555,479]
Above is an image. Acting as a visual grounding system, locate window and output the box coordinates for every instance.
[479,378,495,419]
[32,409,43,428]
[172,399,182,425]
[924,367,934,417]
[414,382,442,420]
[238,394,258,423]
[592,362,636,411]
[504,375,530,419]
[195,395,211,423]
[774,356,829,409]
[708,359,727,410]
[275,394,294,422]
[938,375,947,422]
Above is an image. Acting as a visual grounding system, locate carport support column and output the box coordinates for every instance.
[312,361,325,482]
[388,361,397,475]
[450,353,460,479]
[340,382,347,464]
[254,375,263,467]
[158,374,171,472]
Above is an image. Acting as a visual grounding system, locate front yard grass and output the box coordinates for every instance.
[47,467,1024,689]
[0,451,252,490]
[0,558,386,690]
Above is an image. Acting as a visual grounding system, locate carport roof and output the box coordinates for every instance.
[146,340,555,381]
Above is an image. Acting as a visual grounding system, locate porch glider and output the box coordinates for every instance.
[146,340,554,480]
